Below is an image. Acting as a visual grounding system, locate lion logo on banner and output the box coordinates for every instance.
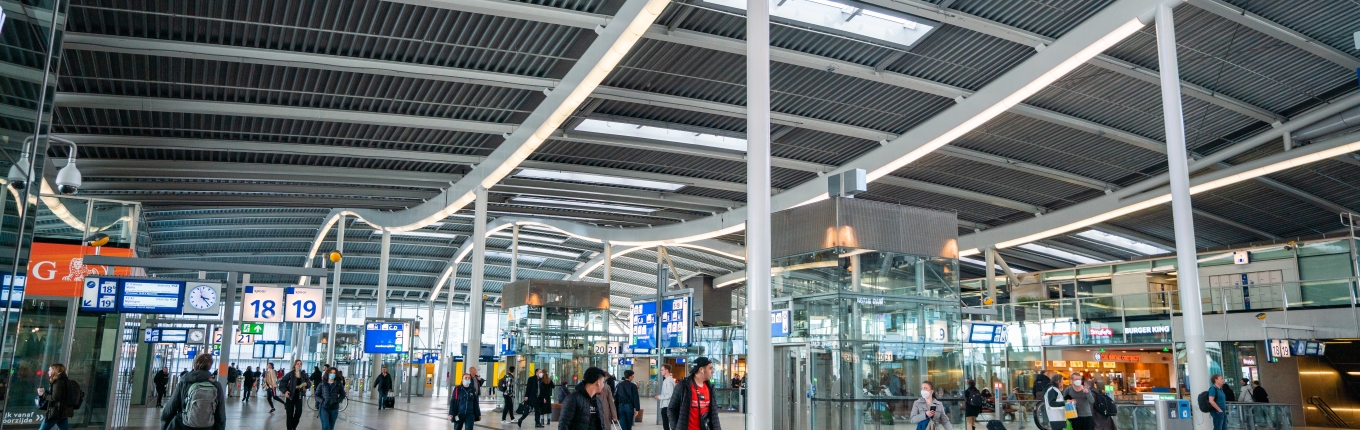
[61,258,103,282]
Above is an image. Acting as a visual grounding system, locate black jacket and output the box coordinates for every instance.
[525,377,554,413]
[154,371,170,389]
[243,370,258,386]
[1251,386,1269,403]
[1031,373,1052,399]
[964,386,982,416]
[317,380,346,411]
[39,374,75,422]
[1222,385,1237,402]
[161,370,226,430]
[615,380,640,410]
[667,377,722,430]
[279,370,311,399]
[558,383,606,430]
[449,385,481,418]
[374,373,393,393]
[309,370,322,386]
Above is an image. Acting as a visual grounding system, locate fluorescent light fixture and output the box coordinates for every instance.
[703,0,935,48]
[510,196,658,213]
[514,168,684,191]
[486,250,546,264]
[1076,230,1169,255]
[575,119,746,151]
[489,230,567,244]
[384,230,460,239]
[516,245,583,259]
[959,257,1026,273]
[1017,243,1106,265]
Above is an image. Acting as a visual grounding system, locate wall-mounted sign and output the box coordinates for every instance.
[120,280,185,314]
[1102,362,1117,369]
[239,322,265,335]
[1125,326,1171,335]
[1233,251,1250,265]
[967,323,1006,344]
[927,319,948,343]
[1088,327,1114,337]
[28,242,134,297]
[81,277,119,313]
[1095,353,1140,362]
[144,328,190,343]
[772,309,791,337]
[1242,356,1256,366]
[283,287,325,322]
[1086,361,1101,368]
[1049,360,1066,367]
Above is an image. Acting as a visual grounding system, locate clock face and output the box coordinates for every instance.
[189,285,218,310]
[189,330,205,342]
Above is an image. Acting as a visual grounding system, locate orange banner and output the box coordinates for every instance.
[27,242,134,297]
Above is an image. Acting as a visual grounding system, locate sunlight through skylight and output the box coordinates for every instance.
[511,196,658,213]
[702,0,935,48]
[1076,230,1170,255]
[514,168,685,191]
[574,119,746,152]
[959,257,1027,273]
[1017,243,1107,265]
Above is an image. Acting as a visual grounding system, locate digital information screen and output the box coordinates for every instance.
[364,321,409,354]
[81,277,120,313]
[967,323,1006,344]
[629,301,657,349]
[119,280,185,314]
[772,309,791,337]
[631,297,691,349]
[145,328,189,343]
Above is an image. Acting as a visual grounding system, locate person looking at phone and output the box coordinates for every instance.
[666,357,722,430]
[911,381,953,430]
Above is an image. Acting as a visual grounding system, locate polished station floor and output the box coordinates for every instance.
[125,392,747,430]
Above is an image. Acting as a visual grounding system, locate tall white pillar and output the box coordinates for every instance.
[372,227,390,396]
[326,217,343,366]
[745,0,774,424]
[1155,6,1211,430]
[442,274,456,396]
[466,186,490,381]
[511,224,520,282]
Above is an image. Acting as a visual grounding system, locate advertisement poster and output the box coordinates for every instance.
[27,242,135,297]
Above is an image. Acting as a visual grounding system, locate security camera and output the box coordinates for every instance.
[51,136,80,195]
[7,155,27,190]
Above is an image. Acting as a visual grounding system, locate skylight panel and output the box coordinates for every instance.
[516,245,583,259]
[511,196,658,213]
[1076,230,1170,255]
[490,230,566,244]
[574,119,746,152]
[701,0,937,49]
[1016,243,1106,265]
[513,168,685,191]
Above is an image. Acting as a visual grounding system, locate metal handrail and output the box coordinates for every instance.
[1309,396,1349,428]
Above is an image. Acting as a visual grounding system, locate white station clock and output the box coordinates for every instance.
[181,282,223,315]
[188,328,206,344]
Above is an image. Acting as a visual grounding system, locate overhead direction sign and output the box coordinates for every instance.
[283,287,324,322]
[240,285,285,323]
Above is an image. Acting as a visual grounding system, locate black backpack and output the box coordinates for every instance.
[967,391,985,408]
[1197,390,1212,413]
[1094,393,1117,417]
[65,378,85,410]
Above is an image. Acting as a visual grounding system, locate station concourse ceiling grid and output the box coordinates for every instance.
[36,0,1360,304]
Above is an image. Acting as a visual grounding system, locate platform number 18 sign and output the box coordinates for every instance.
[283,287,325,322]
[240,285,285,323]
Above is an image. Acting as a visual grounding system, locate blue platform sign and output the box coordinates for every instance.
[499,331,516,356]
[81,277,119,312]
[630,301,658,349]
[2,274,24,309]
[119,280,185,314]
[364,322,409,354]
[772,309,791,337]
[659,297,690,348]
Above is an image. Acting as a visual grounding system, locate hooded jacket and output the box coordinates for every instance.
[666,376,723,430]
[317,378,346,411]
[558,382,607,430]
[450,384,481,418]
[161,370,226,430]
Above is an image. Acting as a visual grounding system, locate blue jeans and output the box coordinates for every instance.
[319,408,339,430]
[453,413,477,430]
[1211,411,1227,430]
[378,392,389,409]
[38,418,70,430]
[618,405,635,430]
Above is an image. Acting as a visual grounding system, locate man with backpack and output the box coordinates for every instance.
[1200,374,1228,430]
[226,364,240,398]
[162,354,225,430]
[37,363,81,430]
[499,367,516,423]
[1091,384,1117,430]
[964,379,983,430]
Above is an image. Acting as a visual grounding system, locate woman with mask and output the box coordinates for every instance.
[278,360,311,430]
[518,369,555,427]
[910,381,953,430]
[316,368,346,430]
[449,373,482,430]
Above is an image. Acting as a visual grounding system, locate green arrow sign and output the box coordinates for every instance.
[240,322,265,335]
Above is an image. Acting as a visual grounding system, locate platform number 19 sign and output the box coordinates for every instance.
[240,285,285,323]
[283,287,325,322]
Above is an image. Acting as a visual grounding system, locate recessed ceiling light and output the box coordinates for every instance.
[510,196,658,213]
[575,119,746,152]
[514,168,685,191]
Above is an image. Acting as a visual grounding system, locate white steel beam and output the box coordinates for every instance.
[876,176,1047,215]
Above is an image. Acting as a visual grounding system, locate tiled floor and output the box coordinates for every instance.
[125,392,748,430]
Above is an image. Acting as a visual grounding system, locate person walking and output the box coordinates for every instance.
[279,360,311,430]
[1064,373,1095,430]
[227,364,240,398]
[519,369,555,427]
[373,367,394,410]
[242,366,258,402]
[310,366,323,388]
[1207,374,1228,430]
[910,381,953,430]
[36,363,76,430]
[263,363,283,413]
[154,368,170,407]
[1043,374,1068,430]
[161,354,226,430]
[500,367,518,423]
[595,373,617,426]
[667,357,723,430]
[615,370,641,430]
[317,368,346,430]
[1091,383,1117,430]
[468,366,485,396]
[655,366,676,430]
[449,373,482,430]
[964,379,982,430]
[1250,380,1269,403]
[558,367,609,430]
